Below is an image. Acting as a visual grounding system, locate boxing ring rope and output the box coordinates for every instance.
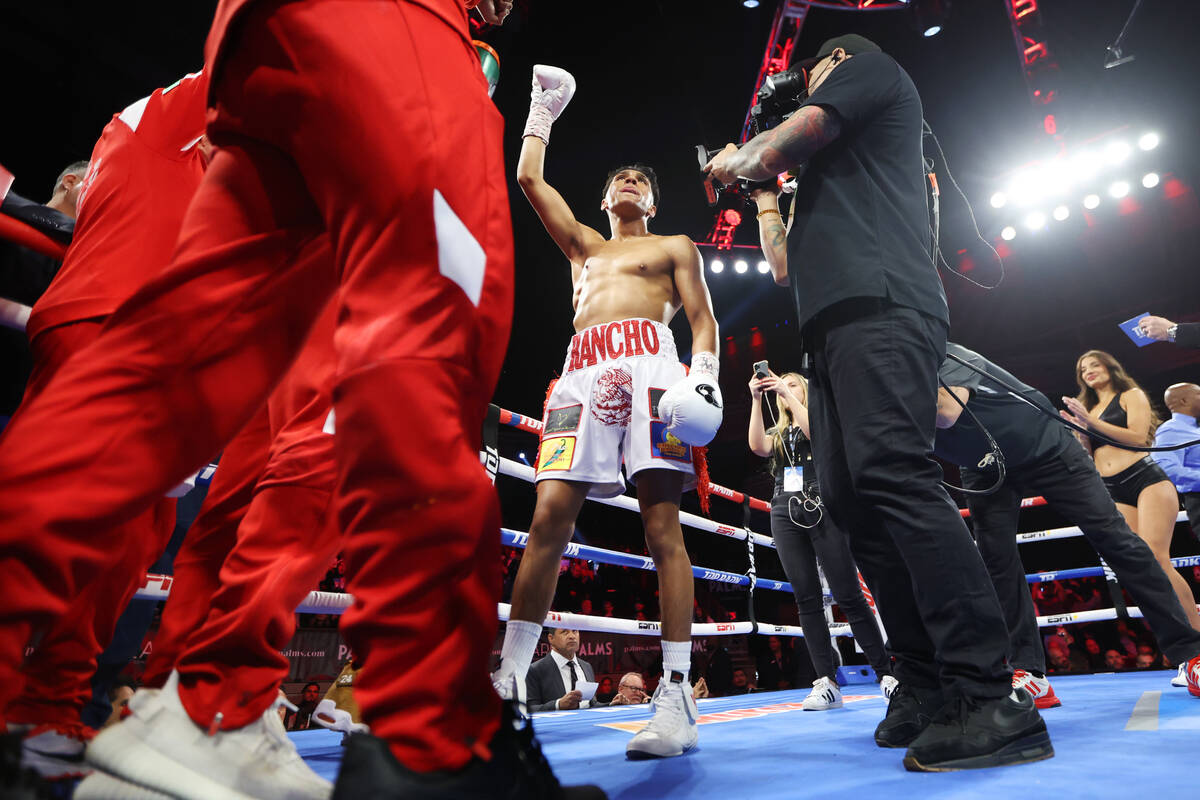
[4,189,1193,654]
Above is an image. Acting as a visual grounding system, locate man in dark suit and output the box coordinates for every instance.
[526,628,606,712]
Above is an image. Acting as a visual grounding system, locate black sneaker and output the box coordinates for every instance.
[331,702,606,799]
[874,683,944,748]
[902,689,1054,772]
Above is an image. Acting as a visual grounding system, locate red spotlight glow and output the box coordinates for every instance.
[722,208,743,226]
[1164,178,1187,200]
[1043,115,1056,135]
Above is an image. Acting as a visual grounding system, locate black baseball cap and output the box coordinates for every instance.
[794,34,882,70]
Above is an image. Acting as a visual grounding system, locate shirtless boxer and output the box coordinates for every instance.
[491,66,720,760]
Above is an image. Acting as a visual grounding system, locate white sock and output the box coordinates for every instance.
[661,639,691,678]
[499,620,543,681]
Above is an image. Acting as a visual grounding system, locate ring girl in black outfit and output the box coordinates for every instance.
[748,368,894,709]
[1062,349,1200,632]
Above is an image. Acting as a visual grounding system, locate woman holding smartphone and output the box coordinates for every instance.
[749,366,895,709]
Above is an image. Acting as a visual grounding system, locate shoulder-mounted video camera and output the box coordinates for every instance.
[698,66,809,208]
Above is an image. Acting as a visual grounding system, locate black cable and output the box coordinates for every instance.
[944,353,1200,452]
[923,121,1006,290]
[937,377,1007,497]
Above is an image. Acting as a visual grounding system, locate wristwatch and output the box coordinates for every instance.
[1168,324,1178,342]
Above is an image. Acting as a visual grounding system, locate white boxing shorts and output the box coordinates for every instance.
[535,318,697,499]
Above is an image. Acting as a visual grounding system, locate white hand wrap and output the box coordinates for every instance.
[523,65,577,145]
[691,351,720,380]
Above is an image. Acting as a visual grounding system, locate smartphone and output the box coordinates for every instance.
[753,360,769,379]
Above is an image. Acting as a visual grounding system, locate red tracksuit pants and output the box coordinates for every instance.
[0,0,512,771]
[4,321,175,728]
[143,296,342,731]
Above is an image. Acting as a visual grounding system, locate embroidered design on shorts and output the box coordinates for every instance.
[591,366,633,427]
[649,421,691,462]
[538,436,576,472]
[545,404,583,434]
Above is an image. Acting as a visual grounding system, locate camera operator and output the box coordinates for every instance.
[705,34,1049,771]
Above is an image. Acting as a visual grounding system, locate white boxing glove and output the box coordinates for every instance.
[523,65,577,144]
[659,371,724,447]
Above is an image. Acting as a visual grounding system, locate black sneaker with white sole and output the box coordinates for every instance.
[331,701,606,799]
[902,689,1054,772]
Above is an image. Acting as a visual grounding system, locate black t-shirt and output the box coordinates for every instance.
[934,342,1070,471]
[787,51,945,329]
[770,425,817,496]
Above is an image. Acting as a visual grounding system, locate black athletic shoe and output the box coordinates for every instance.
[874,683,944,748]
[331,702,606,799]
[902,689,1054,772]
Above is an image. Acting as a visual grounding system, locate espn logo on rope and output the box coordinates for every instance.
[1043,614,1075,625]
[538,436,576,472]
[567,320,661,373]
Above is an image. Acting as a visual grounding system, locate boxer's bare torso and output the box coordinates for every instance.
[518,146,717,354]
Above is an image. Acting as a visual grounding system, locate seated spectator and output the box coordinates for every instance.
[1082,636,1107,671]
[580,597,594,615]
[756,635,795,691]
[526,628,605,712]
[1104,649,1127,671]
[594,676,615,704]
[1136,652,1158,669]
[608,672,650,706]
[728,668,752,696]
[601,600,615,617]
[103,677,137,728]
[287,681,322,730]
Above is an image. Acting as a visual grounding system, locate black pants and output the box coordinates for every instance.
[1183,492,1200,544]
[807,301,1011,698]
[964,441,1200,668]
[770,491,891,682]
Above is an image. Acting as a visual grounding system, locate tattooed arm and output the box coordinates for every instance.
[751,186,789,286]
[704,106,842,184]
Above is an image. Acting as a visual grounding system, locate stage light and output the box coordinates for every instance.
[1001,226,1016,241]
[1053,205,1070,221]
[1142,172,1160,189]
[734,260,749,274]
[518,451,527,461]
[1104,141,1131,165]
[1024,212,1046,230]
[990,192,1007,209]
[710,259,724,274]
[911,0,950,38]
[1109,181,1130,198]
[757,260,770,274]
[1008,171,1040,206]
[1138,132,1159,151]
[722,208,743,226]
[742,0,760,7]
[1083,194,1101,209]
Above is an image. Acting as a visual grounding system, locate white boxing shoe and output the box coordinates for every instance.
[311,699,368,736]
[626,672,698,760]
[84,671,331,800]
[75,771,173,800]
[880,675,900,700]
[802,677,844,711]
[1171,663,1188,688]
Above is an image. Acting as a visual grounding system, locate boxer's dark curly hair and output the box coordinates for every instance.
[602,164,661,209]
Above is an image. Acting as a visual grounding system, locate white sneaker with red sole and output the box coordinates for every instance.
[1012,669,1061,709]
[1186,653,1200,698]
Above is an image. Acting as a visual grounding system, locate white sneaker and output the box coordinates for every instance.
[20,723,94,779]
[626,673,698,759]
[880,675,899,700]
[84,671,332,800]
[1172,663,1188,687]
[802,677,844,711]
[491,661,528,713]
[311,699,369,735]
[75,772,173,800]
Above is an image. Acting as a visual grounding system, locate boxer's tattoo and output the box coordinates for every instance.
[729,107,841,181]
